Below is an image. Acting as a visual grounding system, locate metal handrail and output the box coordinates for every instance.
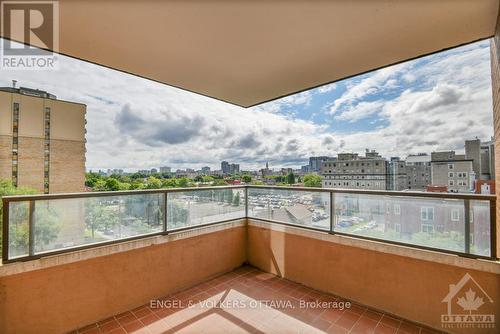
[1,185,497,262]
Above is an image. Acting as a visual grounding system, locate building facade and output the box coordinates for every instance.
[405,153,431,190]
[309,156,331,173]
[430,151,474,193]
[321,150,388,190]
[388,157,407,191]
[0,87,86,193]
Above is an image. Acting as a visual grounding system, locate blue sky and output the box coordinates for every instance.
[0,39,493,171]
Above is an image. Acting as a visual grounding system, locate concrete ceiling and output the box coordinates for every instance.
[2,0,499,107]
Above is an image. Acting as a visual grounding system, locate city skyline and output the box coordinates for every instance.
[0,39,493,171]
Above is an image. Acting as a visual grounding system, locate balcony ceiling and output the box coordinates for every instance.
[3,0,499,107]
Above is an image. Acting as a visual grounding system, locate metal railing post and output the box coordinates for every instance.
[490,199,497,259]
[163,191,168,234]
[464,199,470,255]
[2,198,10,262]
[28,200,35,256]
[330,191,335,234]
[245,186,249,218]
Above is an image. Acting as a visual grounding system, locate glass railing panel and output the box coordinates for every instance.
[167,188,246,230]
[32,193,164,254]
[7,201,30,259]
[333,193,468,253]
[469,200,491,257]
[247,188,331,230]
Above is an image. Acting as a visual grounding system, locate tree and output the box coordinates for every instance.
[194,175,203,182]
[146,176,162,189]
[0,179,57,256]
[303,174,322,187]
[242,175,252,183]
[286,172,296,185]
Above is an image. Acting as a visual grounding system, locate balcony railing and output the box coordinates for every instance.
[1,185,496,263]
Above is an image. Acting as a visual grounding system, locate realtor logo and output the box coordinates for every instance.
[441,273,495,329]
[1,1,59,69]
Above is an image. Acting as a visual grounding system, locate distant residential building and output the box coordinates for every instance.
[221,161,230,174]
[150,168,158,174]
[0,86,86,193]
[388,157,407,191]
[405,153,431,190]
[230,164,240,174]
[430,151,474,193]
[201,166,211,174]
[479,138,495,180]
[321,150,388,190]
[301,165,309,173]
[159,166,171,173]
[309,156,331,172]
[221,161,239,174]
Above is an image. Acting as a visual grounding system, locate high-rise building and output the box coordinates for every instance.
[159,166,172,174]
[201,166,211,174]
[221,161,230,174]
[321,150,388,190]
[0,86,86,193]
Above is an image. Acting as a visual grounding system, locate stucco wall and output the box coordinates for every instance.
[247,223,500,334]
[0,225,246,334]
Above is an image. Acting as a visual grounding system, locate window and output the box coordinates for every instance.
[421,207,434,221]
[394,204,401,215]
[421,224,434,233]
[395,223,401,233]
[448,164,454,170]
[448,172,454,178]
[457,172,467,178]
[12,102,19,187]
[448,180,454,186]
[451,209,460,221]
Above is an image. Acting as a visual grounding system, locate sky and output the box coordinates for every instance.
[0,39,493,171]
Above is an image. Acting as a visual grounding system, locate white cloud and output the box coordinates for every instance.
[0,40,493,170]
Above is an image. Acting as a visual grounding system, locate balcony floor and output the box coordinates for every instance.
[70,266,442,334]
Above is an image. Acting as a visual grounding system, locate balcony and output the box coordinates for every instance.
[1,186,498,334]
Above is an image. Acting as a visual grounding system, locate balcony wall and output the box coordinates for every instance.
[0,221,246,334]
[247,220,500,334]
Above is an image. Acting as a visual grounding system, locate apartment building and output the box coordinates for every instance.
[321,150,388,190]
[0,86,86,193]
[430,151,474,193]
[221,161,240,174]
[309,156,331,173]
[405,153,432,190]
[388,157,407,191]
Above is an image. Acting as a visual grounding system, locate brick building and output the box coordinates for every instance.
[0,86,86,193]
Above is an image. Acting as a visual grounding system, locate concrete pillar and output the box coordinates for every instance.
[491,7,500,257]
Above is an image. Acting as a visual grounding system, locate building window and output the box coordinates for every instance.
[448,164,454,169]
[395,223,401,233]
[43,107,51,193]
[394,204,401,215]
[451,209,460,221]
[421,224,434,233]
[421,207,434,221]
[448,172,454,178]
[448,180,454,186]
[12,102,20,187]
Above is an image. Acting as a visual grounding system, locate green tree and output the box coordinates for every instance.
[286,172,296,185]
[194,175,203,182]
[242,175,252,183]
[303,174,322,187]
[146,176,162,189]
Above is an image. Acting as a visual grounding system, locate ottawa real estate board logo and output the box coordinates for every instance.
[441,273,495,330]
[1,1,59,70]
